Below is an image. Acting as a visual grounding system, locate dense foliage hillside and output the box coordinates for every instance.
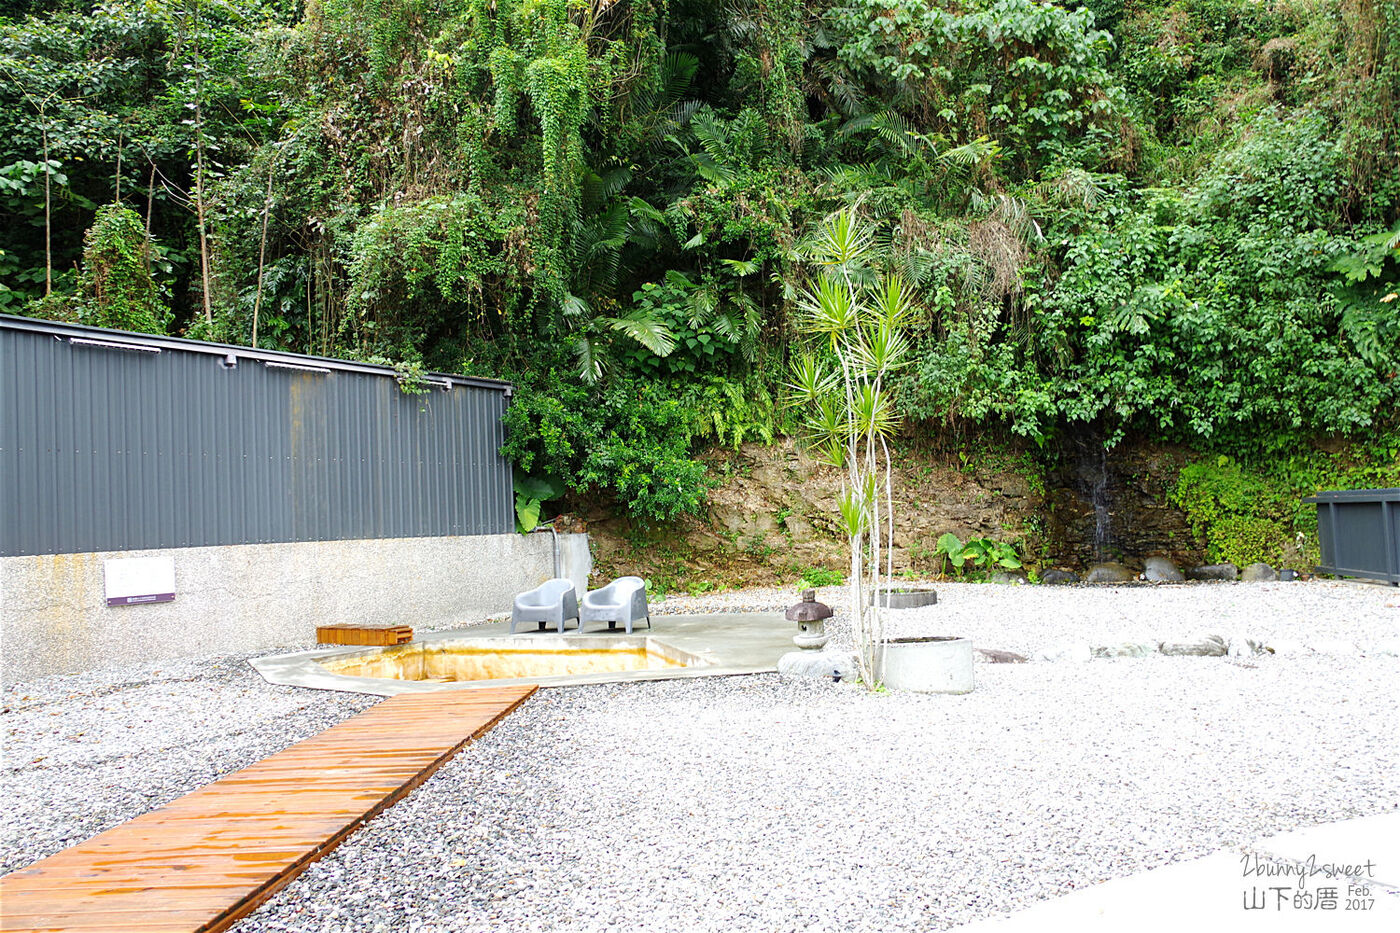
[4,0,1398,534]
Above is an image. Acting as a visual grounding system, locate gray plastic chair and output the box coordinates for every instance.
[510,578,579,634]
[580,576,651,635]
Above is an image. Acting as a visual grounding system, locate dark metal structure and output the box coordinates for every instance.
[1,315,515,557]
[1303,488,1400,586]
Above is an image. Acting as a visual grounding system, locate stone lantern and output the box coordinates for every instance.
[786,589,833,650]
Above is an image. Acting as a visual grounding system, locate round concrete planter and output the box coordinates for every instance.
[869,586,939,609]
[877,636,974,694]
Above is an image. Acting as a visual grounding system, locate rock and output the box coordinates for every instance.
[1159,635,1228,657]
[988,570,1030,585]
[1370,638,1400,657]
[781,515,815,542]
[1092,642,1157,658]
[1040,569,1080,585]
[1187,563,1238,582]
[1085,562,1134,584]
[1142,556,1185,583]
[975,648,1028,664]
[1241,562,1279,582]
[1227,635,1269,657]
[1035,643,1092,663]
[777,650,860,683]
[1278,568,1300,582]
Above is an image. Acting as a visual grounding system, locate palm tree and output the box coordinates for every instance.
[787,209,913,687]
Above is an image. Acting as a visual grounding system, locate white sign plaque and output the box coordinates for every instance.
[104,557,176,607]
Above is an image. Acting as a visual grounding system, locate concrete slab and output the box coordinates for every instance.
[250,612,794,696]
[957,812,1399,931]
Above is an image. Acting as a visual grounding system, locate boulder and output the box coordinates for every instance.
[1241,562,1279,582]
[1226,635,1269,656]
[777,650,861,683]
[975,648,1028,664]
[988,570,1030,585]
[781,515,816,542]
[1092,642,1157,658]
[1159,635,1228,657]
[1085,562,1134,584]
[1035,642,1092,662]
[1187,563,1238,582]
[1142,556,1185,583]
[1040,569,1081,585]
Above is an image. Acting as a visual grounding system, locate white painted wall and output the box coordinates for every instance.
[0,533,591,684]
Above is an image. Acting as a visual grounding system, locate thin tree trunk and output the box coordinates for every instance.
[251,159,274,348]
[193,100,213,327]
[306,254,313,355]
[191,5,213,328]
[145,161,156,236]
[41,120,52,296]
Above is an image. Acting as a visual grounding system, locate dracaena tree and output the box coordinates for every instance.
[787,209,913,688]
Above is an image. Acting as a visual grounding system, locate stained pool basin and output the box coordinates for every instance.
[314,636,704,683]
[249,613,791,695]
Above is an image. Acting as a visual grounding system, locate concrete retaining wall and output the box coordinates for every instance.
[0,532,591,684]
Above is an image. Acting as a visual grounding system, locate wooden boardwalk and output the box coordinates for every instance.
[0,686,535,933]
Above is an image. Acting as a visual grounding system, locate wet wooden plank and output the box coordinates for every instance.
[0,686,534,933]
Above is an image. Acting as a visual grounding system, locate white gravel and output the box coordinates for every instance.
[3,581,1398,932]
[0,653,377,874]
[658,579,1400,656]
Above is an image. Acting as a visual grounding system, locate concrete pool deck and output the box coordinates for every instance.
[249,612,795,695]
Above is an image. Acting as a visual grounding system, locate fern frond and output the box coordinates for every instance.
[607,310,677,357]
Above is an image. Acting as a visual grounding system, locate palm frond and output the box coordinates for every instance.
[785,350,838,403]
[867,274,916,329]
[807,208,876,270]
[606,310,677,357]
[852,382,899,438]
[799,273,859,339]
[574,335,606,384]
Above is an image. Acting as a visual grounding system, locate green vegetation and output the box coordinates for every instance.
[799,566,845,589]
[1172,442,1400,566]
[934,533,1023,575]
[3,0,1397,525]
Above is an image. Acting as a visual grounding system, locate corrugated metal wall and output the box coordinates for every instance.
[0,316,515,557]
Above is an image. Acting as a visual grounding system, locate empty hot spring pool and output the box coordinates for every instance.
[314,636,707,683]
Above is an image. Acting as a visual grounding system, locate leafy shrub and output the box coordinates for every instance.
[829,0,1128,175]
[501,371,713,524]
[76,203,168,335]
[799,566,844,588]
[934,532,1022,574]
[1171,442,1400,569]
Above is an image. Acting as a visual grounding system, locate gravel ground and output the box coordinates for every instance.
[3,581,1398,931]
[0,653,378,874]
[655,579,1400,656]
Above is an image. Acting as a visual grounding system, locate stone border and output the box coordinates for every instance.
[1035,635,1400,662]
[869,587,939,609]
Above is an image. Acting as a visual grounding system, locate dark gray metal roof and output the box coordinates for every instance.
[1,315,516,556]
[0,314,513,392]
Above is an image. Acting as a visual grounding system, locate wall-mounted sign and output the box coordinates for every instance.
[104,557,176,607]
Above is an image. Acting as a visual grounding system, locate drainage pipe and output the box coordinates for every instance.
[530,522,561,579]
